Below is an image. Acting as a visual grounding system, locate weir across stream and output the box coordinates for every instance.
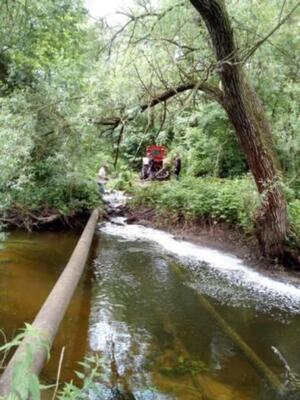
[0,192,300,399]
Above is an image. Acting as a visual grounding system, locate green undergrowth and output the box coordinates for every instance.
[130,176,259,231]
[0,324,103,400]
[8,174,100,216]
[108,166,136,192]
[288,199,300,245]
[130,177,300,242]
[0,170,101,230]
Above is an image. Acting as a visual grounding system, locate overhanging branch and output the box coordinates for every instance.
[241,1,300,63]
[95,80,223,129]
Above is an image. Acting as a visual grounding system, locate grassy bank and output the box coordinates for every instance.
[129,176,300,245]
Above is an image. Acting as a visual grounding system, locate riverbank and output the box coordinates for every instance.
[0,206,93,232]
[0,172,101,232]
[125,206,300,284]
[125,207,262,263]
[125,177,300,270]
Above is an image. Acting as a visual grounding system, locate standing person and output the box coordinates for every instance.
[147,158,155,180]
[97,165,107,194]
[173,154,181,179]
[141,156,150,179]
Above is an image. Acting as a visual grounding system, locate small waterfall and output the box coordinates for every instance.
[99,192,300,315]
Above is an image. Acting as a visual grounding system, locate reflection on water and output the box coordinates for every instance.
[0,231,92,384]
[100,222,300,315]
[1,223,300,399]
[91,223,300,399]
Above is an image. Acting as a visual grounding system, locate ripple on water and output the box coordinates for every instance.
[99,221,300,316]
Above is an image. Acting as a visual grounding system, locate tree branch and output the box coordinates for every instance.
[114,123,125,168]
[95,80,223,129]
[104,2,185,55]
[140,81,222,110]
[241,1,300,63]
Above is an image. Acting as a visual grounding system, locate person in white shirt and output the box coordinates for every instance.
[97,165,107,193]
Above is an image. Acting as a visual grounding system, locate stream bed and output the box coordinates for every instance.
[0,208,300,399]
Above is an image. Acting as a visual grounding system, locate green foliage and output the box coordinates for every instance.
[171,105,247,178]
[0,0,87,91]
[0,324,50,400]
[57,355,104,400]
[131,176,259,231]
[0,91,100,219]
[288,200,300,245]
[10,173,99,215]
[0,325,104,400]
[108,167,136,192]
[0,38,106,224]
[0,0,109,227]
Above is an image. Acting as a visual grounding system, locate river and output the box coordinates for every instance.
[0,201,300,399]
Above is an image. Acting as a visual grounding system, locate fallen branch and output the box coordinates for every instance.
[51,346,65,400]
[0,205,87,231]
[171,263,284,394]
[125,207,155,224]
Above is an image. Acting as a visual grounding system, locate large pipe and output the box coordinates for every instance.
[0,209,99,397]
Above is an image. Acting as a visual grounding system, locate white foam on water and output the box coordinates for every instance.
[99,221,300,313]
[102,190,128,209]
[89,303,154,392]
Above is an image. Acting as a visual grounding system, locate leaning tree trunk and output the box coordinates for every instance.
[189,0,289,259]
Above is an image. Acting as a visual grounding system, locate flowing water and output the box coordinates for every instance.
[1,195,300,399]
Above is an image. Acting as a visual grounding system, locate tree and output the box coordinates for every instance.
[0,0,87,91]
[188,0,298,259]
[0,0,105,229]
[97,0,299,259]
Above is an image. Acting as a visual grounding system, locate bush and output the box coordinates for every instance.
[108,167,136,192]
[131,176,259,231]
[288,199,300,244]
[6,171,100,216]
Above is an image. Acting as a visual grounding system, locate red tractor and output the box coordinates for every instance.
[141,145,169,180]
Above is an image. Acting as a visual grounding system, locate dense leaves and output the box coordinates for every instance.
[0,0,299,244]
[131,176,259,230]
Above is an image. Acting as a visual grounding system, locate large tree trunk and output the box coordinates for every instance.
[189,0,289,259]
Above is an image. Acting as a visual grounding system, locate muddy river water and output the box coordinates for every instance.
[0,209,300,399]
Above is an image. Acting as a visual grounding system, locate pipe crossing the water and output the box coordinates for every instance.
[0,209,99,397]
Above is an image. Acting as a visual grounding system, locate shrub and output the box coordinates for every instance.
[288,199,300,244]
[131,176,259,231]
[108,167,136,192]
[6,171,100,217]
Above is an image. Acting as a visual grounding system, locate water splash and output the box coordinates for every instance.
[103,191,128,210]
[99,221,300,315]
